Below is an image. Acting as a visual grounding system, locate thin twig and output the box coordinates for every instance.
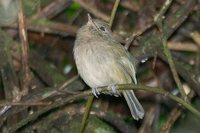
[154,0,173,23]
[0,101,51,106]
[154,0,188,100]
[18,0,30,95]
[161,35,188,100]
[125,23,154,50]
[6,20,78,36]
[73,0,110,22]
[58,75,79,91]
[138,106,156,133]
[79,96,94,133]
[125,0,173,50]
[168,41,198,52]
[161,107,182,133]
[190,31,200,46]
[109,0,120,27]
[125,0,172,50]
[30,0,72,20]
[160,90,195,133]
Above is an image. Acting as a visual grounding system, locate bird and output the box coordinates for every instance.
[73,14,144,120]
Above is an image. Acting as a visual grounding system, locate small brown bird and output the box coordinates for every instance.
[74,14,144,120]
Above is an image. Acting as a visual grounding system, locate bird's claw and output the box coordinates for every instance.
[92,88,100,98]
[108,84,121,97]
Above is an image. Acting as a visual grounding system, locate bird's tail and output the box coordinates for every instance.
[122,90,144,120]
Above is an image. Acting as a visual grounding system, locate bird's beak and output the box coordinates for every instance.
[87,14,94,25]
[87,14,100,33]
[87,14,92,23]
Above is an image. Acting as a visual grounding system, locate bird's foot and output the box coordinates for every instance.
[92,87,100,98]
[108,84,121,97]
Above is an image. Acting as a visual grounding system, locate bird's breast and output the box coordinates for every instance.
[74,42,132,88]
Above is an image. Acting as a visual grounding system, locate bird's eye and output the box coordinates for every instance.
[99,26,105,31]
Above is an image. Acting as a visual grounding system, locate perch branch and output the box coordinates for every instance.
[9,84,200,132]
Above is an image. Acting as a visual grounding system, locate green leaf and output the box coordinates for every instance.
[65,2,80,17]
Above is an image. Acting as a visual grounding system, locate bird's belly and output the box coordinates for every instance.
[77,58,112,88]
[76,54,131,88]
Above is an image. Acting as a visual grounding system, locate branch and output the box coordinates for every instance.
[154,0,187,100]
[109,0,120,27]
[9,84,200,132]
[18,0,30,95]
[73,0,110,22]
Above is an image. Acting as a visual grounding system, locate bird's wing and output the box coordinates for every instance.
[119,55,137,84]
[106,41,137,84]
